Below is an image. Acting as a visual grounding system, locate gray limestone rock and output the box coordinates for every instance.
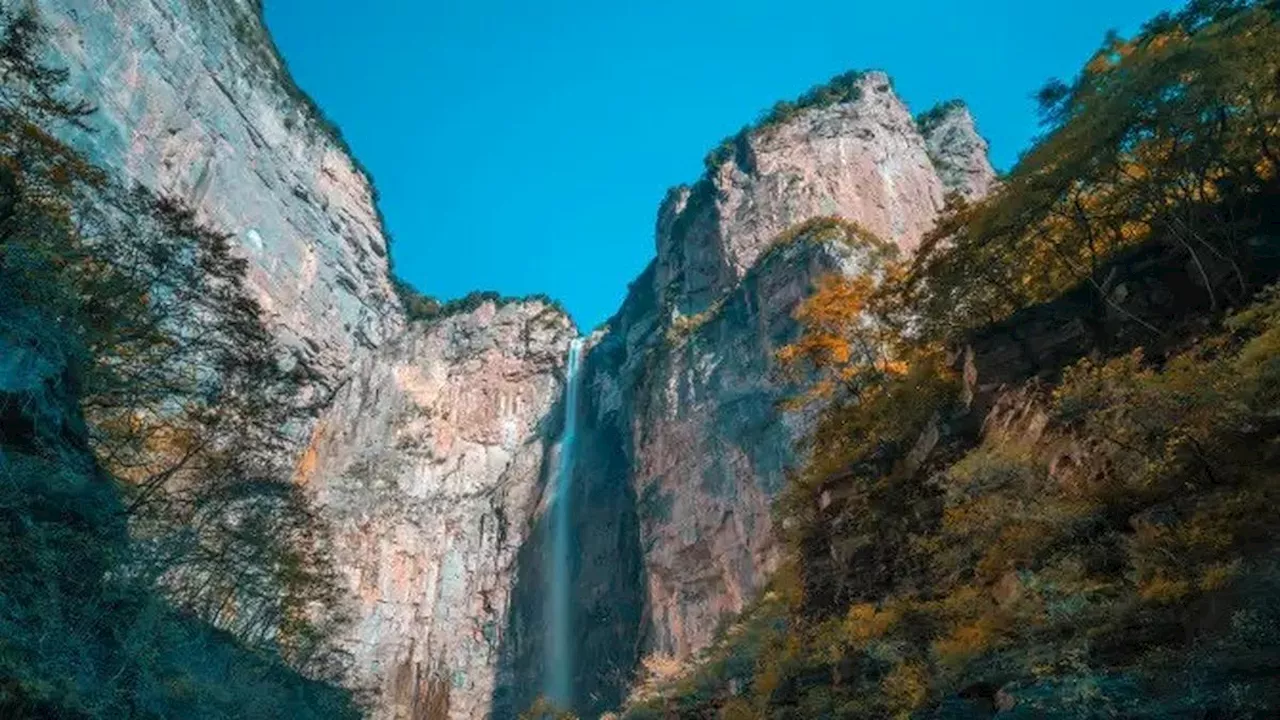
[299,301,575,719]
[37,0,403,388]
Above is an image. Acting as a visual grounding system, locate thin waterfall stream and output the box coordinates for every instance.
[545,337,584,707]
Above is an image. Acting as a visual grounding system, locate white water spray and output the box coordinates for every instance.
[545,337,584,707]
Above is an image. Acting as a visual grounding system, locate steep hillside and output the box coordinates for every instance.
[0,7,362,714]
[623,3,1280,717]
[31,1,1280,719]
[13,2,1007,717]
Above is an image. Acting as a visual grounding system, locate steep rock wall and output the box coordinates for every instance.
[574,75,996,681]
[38,0,403,387]
[37,4,1003,712]
[299,301,575,720]
[919,100,998,201]
[655,72,957,315]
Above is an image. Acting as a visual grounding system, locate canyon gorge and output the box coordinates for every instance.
[32,2,998,717]
[12,0,1280,717]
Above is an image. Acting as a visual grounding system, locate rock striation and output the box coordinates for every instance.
[37,0,403,388]
[41,3,998,714]
[918,100,998,201]
[559,72,998,706]
[656,72,952,316]
[298,300,576,720]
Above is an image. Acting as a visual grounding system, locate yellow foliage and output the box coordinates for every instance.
[1138,575,1191,604]
[930,590,1008,670]
[843,602,902,644]
[778,271,909,408]
[933,621,993,665]
[640,652,685,683]
[753,656,782,705]
[771,558,806,610]
[1257,157,1276,181]
[718,697,757,720]
[1085,52,1115,76]
[1198,560,1241,591]
[881,662,929,718]
[975,523,1045,581]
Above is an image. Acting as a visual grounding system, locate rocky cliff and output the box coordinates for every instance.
[298,300,576,720]
[37,0,403,387]
[366,71,993,712]
[918,100,998,201]
[655,72,954,316]
[39,4,997,715]
[564,73,996,697]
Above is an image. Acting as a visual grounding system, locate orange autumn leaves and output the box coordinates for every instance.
[777,271,908,407]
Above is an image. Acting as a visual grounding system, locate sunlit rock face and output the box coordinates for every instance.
[37,0,403,386]
[298,301,575,720]
[655,72,949,316]
[575,74,996,675]
[39,2,998,713]
[578,238,880,666]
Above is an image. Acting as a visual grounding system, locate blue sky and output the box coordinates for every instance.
[264,0,1177,330]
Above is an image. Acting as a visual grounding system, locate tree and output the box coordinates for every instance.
[0,6,349,681]
[910,1,1280,341]
[777,272,912,407]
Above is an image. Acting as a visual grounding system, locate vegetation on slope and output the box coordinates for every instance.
[756,72,872,130]
[625,1,1280,717]
[664,217,893,347]
[914,99,968,135]
[394,277,571,326]
[0,9,358,717]
[703,71,872,173]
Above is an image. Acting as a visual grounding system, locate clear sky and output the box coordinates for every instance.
[264,0,1177,331]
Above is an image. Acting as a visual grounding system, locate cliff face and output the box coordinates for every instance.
[39,3,1000,714]
[656,72,950,315]
[299,301,575,720]
[37,0,402,386]
[273,68,995,718]
[919,101,998,201]
[572,73,996,679]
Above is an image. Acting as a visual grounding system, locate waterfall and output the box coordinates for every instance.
[545,337,584,707]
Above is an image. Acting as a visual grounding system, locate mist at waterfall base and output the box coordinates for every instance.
[545,339,585,707]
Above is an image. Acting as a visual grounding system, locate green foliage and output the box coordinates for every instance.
[439,290,569,320]
[393,275,442,321]
[914,98,966,134]
[764,215,894,263]
[635,286,1280,719]
[392,277,571,326]
[664,297,725,345]
[756,70,869,133]
[624,591,792,719]
[704,133,746,174]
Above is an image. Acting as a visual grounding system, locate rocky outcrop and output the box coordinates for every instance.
[32,2,583,717]
[918,100,998,201]
[569,73,997,688]
[622,236,883,659]
[298,301,575,720]
[656,72,948,315]
[449,75,976,714]
[37,0,402,387]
